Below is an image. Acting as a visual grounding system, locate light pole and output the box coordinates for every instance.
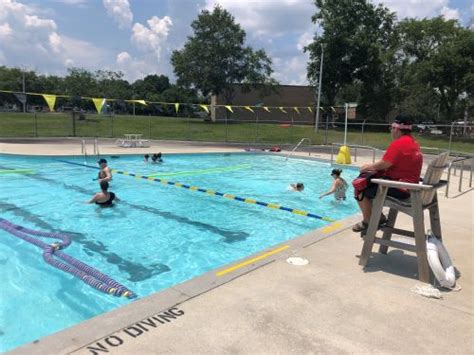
[314,44,324,133]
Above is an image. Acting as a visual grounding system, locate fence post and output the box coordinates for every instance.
[34,112,38,138]
[187,115,191,141]
[148,115,152,139]
[255,114,259,143]
[71,111,76,137]
[361,120,366,146]
[324,114,329,145]
[110,114,114,138]
[448,122,454,153]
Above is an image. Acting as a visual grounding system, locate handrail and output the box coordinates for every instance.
[94,139,100,156]
[330,143,377,163]
[445,156,474,198]
[285,138,311,161]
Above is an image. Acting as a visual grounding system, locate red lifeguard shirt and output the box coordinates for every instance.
[382,135,423,183]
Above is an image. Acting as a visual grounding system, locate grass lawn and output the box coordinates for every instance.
[1,112,472,154]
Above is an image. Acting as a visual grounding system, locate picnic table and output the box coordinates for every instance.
[116,134,149,148]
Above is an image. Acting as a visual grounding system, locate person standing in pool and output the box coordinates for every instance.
[319,168,348,200]
[87,181,118,207]
[97,158,112,183]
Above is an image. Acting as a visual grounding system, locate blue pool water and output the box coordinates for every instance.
[0,153,359,351]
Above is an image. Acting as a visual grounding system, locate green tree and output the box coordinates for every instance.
[171,5,276,105]
[397,17,474,122]
[305,0,398,121]
[131,74,171,100]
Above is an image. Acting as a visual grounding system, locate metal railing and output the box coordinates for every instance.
[285,138,311,161]
[330,143,377,164]
[445,156,474,198]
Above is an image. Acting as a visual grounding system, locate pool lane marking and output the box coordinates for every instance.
[216,245,289,277]
[147,164,251,178]
[56,160,336,222]
[322,222,343,233]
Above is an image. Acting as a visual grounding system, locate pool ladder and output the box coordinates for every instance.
[81,139,100,159]
[286,138,311,161]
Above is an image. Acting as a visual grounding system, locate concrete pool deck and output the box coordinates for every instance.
[2,138,473,354]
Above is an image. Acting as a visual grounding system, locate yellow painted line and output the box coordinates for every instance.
[322,222,343,233]
[216,245,289,277]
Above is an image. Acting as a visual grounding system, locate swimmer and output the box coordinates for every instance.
[144,154,150,162]
[151,153,163,163]
[319,168,348,200]
[289,182,305,192]
[97,158,112,183]
[87,181,119,207]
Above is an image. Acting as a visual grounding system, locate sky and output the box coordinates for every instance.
[0,0,472,86]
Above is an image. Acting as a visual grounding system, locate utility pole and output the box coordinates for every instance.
[314,44,324,133]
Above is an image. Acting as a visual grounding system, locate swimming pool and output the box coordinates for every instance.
[0,152,359,351]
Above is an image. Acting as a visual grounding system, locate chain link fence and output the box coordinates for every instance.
[0,111,472,154]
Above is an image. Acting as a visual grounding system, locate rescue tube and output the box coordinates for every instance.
[426,234,455,288]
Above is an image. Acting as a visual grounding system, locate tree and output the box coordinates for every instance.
[131,74,171,100]
[396,17,474,122]
[305,0,398,121]
[171,5,276,105]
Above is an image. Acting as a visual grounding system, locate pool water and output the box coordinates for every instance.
[0,153,359,351]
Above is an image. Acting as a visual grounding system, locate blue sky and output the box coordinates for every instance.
[0,0,472,85]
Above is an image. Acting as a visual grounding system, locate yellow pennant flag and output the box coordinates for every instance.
[307,107,313,113]
[293,107,300,114]
[244,106,254,113]
[224,105,233,113]
[92,98,106,114]
[330,106,336,113]
[263,106,271,112]
[279,107,287,113]
[134,100,147,106]
[199,104,209,113]
[42,94,57,112]
[174,103,180,113]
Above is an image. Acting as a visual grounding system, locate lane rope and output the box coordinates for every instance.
[57,160,336,222]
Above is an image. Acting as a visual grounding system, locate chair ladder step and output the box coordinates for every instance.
[373,237,416,252]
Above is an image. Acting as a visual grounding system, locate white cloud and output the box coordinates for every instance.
[203,0,314,37]
[116,51,131,64]
[131,16,173,59]
[103,0,133,29]
[24,14,57,30]
[297,31,313,51]
[0,22,12,37]
[54,0,88,5]
[273,54,309,85]
[0,0,109,74]
[375,0,460,20]
[48,32,61,53]
[440,6,460,20]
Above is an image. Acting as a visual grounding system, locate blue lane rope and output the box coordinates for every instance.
[57,160,335,222]
[0,218,136,298]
